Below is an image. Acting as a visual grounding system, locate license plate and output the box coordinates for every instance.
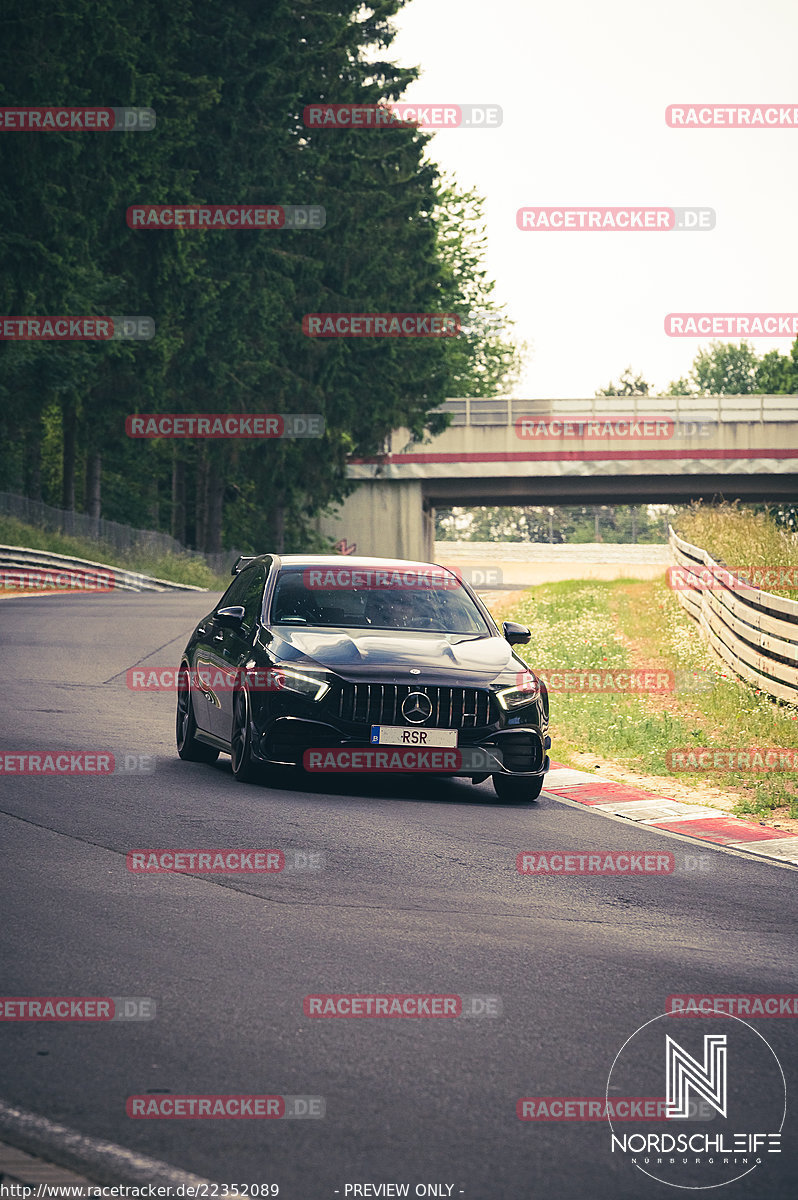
[370,724,458,748]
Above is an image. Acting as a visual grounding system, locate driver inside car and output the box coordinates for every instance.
[365,587,434,629]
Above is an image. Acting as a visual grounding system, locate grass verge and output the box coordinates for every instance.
[505,577,798,820]
[676,502,798,599]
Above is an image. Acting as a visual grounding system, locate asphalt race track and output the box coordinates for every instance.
[1,592,797,1199]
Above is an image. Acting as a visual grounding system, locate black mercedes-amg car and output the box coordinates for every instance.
[176,554,550,802]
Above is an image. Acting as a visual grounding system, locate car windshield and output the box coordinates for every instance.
[270,567,489,634]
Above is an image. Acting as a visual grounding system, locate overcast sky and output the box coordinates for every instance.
[389,0,798,398]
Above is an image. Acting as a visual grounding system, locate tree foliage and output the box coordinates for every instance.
[595,366,651,396]
[435,504,667,544]
[664,341,798,533]
[664,339,798,397]
[0,0,522,552]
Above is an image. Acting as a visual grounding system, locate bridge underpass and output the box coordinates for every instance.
[420,471,798,506]
[317,395,798,560]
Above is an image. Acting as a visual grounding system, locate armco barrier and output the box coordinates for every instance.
[0,545,207,593]
[668,526,798,703]
[0,491,242,576]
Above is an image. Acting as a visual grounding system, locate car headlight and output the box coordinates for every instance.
[272,668,331,702]
[496,672,540,711]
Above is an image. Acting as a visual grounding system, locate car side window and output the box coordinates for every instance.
[217,565,265,631]
[239,566,266,630]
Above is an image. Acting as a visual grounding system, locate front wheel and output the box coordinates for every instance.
[492,774,544,803]
[176,664,219,763]
[231,686,262,783]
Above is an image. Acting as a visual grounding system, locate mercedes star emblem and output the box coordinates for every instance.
[401,691,433,724]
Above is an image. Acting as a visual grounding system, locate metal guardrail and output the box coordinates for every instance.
[0,492,242,576]
[668,526,798,704]
[437,395,798,427]
[0,545,208,593]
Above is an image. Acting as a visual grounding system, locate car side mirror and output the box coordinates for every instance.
[215,605,246,629]
[502,620,531,646]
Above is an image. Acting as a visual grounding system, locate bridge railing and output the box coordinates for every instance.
[668,525,798,705]
[437,395,798,426]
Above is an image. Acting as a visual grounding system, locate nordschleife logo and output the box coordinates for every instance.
[666,1034,727,1119]
[606,1011,786,1189]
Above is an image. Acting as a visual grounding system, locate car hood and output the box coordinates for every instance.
[271,628,518,684]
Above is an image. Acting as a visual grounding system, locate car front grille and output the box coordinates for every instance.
[335,682,493,729]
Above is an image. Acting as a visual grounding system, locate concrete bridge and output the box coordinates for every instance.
[317,395,798,560]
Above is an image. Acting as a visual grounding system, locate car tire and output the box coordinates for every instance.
[231,686,262,783]
[491,774,544,803]
[176,664,220,763]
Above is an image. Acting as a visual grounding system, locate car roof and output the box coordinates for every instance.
[231,554,467,579]
[275,555,456,571]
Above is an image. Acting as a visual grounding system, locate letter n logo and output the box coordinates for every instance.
[666,1034,727,1118]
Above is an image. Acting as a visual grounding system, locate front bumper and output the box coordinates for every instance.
[256,716,550,777]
